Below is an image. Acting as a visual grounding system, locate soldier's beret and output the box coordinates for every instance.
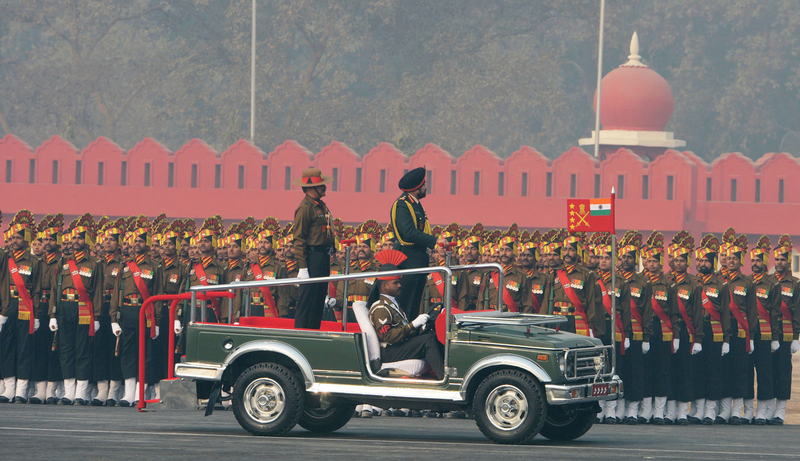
[398,167,426,192]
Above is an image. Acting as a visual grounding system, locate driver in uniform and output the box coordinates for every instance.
[368,249,444,380]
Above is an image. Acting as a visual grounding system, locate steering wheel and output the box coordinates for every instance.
[425,302,444,330]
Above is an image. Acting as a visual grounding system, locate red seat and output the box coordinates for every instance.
[238,316,361,333]
[435,308,494,344]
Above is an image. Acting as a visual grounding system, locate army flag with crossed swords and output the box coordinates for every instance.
[566,193,615,233]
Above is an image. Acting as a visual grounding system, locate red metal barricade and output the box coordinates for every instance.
[137,291,235,412]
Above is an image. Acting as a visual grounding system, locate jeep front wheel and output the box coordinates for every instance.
[472,369,546,444]
[538,405,595,441]
[232,363,304,436]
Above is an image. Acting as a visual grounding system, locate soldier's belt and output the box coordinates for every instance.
[61,288,79,302]
[348,295,369,302]
[554,301,574,314]
[123,295,143,307]
[429,297,443,303]
[9,287,19,299]
[102,289,114,302]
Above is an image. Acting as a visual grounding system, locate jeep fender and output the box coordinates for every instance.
[459,354,551,400]
[223,340,316,389]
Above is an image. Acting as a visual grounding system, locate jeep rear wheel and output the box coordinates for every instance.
[298,399,357,433]
[472,369,546,445]
[232,363,304,436]
[538,405,595,441]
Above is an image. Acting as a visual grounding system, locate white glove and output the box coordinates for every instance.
[749,339,755,354]
[771,340,780,352]
[324,296,337,308]
[411,313,430,329]
[111,322,122,337]
[0,315,6,332]
[624,338,630,351]
[721,342,730,356]
[34,319,40,332]
[153,326,160,339]
[791,340,800,354]
[94,320,100,332]
[691,342,702,355]
[174,320,182,334]
[641,342,650,354]
[297,268,310,279]
[672,338,680,353]
[49,318,58,331]
[589,329,595,338]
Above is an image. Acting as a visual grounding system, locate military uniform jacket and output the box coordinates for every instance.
[421,260,460,314]
[282,259,300,316]
[670,273,705,341]
[226,258,248,321]
[642,271,678,341]
[111,255,164,322]
[620,271,652,341]
[336,259,379,307]
[48,251,104,318]
[161,256,187,319]
[3,250,42,318]
[550,264,601,334]
[725,271,759,340]
[390,192,437,260]
[456,264,485,311]
[482,264,533,313]
[102,252,125,314]
[523,268,551,314]
[38,252,62,317]
[243,254,289,318]
[293,194,335,269]
[696,273,732,342]
[749,273,781,339]
[369,294,415,345]
[772,272,800,340]
[593,271,631,338]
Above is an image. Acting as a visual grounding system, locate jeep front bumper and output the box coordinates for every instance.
[174,362,225,381]
[545,378,623,405]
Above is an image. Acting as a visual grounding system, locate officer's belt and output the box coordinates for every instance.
[553,301,575,314]
[122,294,144,307]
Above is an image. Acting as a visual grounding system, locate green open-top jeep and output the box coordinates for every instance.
[175,264,621,445]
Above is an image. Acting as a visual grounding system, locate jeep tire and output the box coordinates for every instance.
[298,399,357,433]
[472,369,546,444]
[538,405,595,441]
[232,363,304,436]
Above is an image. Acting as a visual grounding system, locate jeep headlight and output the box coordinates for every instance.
[556,352,566,375]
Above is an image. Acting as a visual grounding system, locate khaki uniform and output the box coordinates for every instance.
[2,250,42,381]
[225,258,248,321]
[748,272,781,401]
[35,252,63,383]
[549,263,599,336]
[293,194,335,329]
[421,261,460,315]
[282,259,300,318]
[188,256,227,323]
[670,273,704,403]
[243,255,288,318]
[522,268,550,314]
[482,264,532,313]
[456,264,485,311]
[724,270,757,399]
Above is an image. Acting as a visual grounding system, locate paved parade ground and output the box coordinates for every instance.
[1,403,799,460]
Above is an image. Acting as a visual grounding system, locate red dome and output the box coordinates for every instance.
[593,64,674,132]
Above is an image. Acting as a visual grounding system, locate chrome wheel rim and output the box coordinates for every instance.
[485,385,528,431]
[243,378,285,424]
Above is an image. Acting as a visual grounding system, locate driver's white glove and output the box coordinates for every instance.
[792,340,800,354]
[721,342,730,356]
[672,338,680,353]
[111,322,122,337]
[324,296,337,308]
[94,320,100,332]
[411,314,430,329]
[297,268,309,279]
[34,319,40,332]
[749,339,755,354]
[771,340,780,352]
[623,338,630,351]
[641,342,650,354]
[49,318,58,331]
[691,342,702,355]
[174,320,182,334]
[153,326,160,339]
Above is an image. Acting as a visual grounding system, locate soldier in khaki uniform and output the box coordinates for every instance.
[771,235,800,424]
[421,234,458,315]
[110,222,163,406]
[543,229,600,336]
[482,235,532,313]
[160,221,188,376]
[188,217,227,323]
[48,217,104,405]
[518,240,550,314]
[692,234,732,424]
[242,224,288,319]
[336,232,379,322]
[368,249,443,380]
[280,237,300,318]
[96,219,127,406]
[747,236,781,424]
[0,210,42,403]
[223,223,249,322]
[456,234,486,311]
[723,235,758,424]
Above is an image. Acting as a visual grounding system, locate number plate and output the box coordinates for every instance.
[591,383,610,397]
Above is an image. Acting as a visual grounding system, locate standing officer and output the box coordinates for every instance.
[723,234,758,424]
[49,216,103,405]
[292,168,335,329]
[97,218,127,406]
[771,235,800,424]
[390,167,441,320]
[0,210,42,403]
[748,236,780,424]
[693,234,731,424]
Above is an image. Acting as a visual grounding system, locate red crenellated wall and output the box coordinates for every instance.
[1,134,800,237]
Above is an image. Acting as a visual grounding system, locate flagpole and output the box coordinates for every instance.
[610,186,616,376]
[593,0,606,158]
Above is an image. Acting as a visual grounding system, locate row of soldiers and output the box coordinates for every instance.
[1,209,798,427]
